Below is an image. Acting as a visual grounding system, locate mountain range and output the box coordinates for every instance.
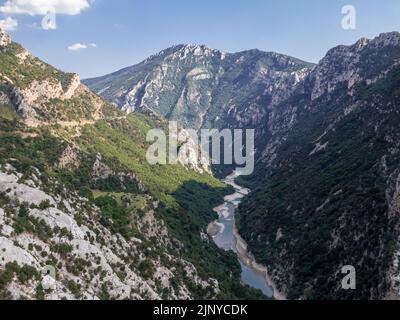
[1,25,400,299]
[85,32,400,300]
[84,44,313,130]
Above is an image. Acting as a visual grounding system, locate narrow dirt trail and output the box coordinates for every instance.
[26,116,127,128]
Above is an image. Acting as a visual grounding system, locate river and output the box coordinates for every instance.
[207,171,284,299]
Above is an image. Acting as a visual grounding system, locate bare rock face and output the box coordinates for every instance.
[0,27,11,48]
[177,129,211,174]
[18,74,81,105]
[21,79,65,103]
[10,87,39,120]
[57,146,81,170]
[91,153,114,180]
[64,74,81,99]
[15,48,30,63]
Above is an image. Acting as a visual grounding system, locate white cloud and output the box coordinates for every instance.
[68,42,96,51]
[0,16,18,31]
[0,0,91,16]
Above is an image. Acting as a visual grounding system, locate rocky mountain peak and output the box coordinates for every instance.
[141,44,224,65]
[316,32,396,67]
[344,32,400,53]
[352,37,369,50]
[179,43,220,55]
[84,44,313,129]
[164,44,225,62]
[310,31,400,101]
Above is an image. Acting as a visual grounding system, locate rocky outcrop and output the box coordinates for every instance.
[15,49,30,63]
[18,74,81,105]
[0,27,11,49]
[10,87,38,120]
[177,129,211,174]
[21,79,64,103]
[64,74,81,99]
[91,153,114,180]
[91,153,147,192]
[57,146,81,170]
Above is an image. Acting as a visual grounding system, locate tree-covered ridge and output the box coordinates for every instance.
[238,32,400,300]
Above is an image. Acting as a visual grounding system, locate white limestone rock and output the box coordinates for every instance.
[0,27,11,48]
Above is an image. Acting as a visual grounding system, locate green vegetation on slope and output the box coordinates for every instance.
[74,114,266,299]
[0,103,17,121]
[237,69,400,300]
[0,111,266,299]
[0,42,73,90]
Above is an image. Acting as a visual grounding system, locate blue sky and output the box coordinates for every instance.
[1,0,400,78]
